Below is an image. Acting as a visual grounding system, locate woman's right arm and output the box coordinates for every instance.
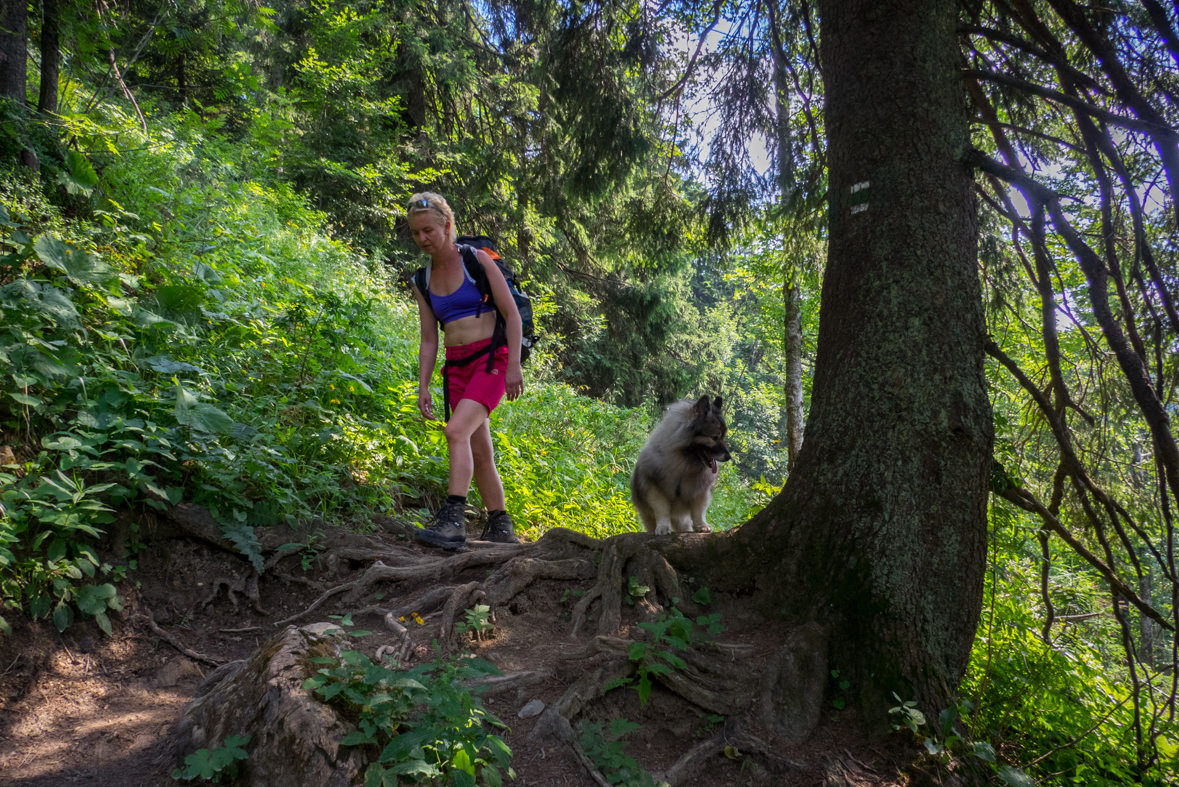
[412,282,440,420]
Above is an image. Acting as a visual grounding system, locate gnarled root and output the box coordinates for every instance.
[343,544,528,604]
[202,571,268,615]
[531,659,634,787]
[136,606,224,667]
[440,582,487,649]
[570,534,684,638]
[660,717,810,786]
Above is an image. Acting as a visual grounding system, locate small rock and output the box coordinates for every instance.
[301,622,347,639]
[77,636,94,654]
[153,657,203,688]
[518,699,545,719]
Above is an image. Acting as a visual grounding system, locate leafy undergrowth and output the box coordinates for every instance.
[0,99,766,637]
[955,503,1179,786]
[304,635,514,787]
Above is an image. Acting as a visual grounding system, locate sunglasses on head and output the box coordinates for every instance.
[413,199,430,209]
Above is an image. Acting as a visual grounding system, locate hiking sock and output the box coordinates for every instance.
[447,494,468,507]
[488,509,506,519]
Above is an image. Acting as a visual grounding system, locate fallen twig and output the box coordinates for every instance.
[137,607,223,667]
[273,579,358,626]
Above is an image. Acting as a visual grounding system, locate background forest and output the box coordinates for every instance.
[0,0,1176,784]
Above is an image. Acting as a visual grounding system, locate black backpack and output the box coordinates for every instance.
[413,235,538,419]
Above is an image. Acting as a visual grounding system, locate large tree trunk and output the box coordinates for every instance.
[713,0,992,719]
[38,0,59,114]
[0,0,27,103]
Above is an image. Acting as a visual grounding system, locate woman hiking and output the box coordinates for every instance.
[408,193,523,548]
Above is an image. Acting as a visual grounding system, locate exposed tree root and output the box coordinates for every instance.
[349,585,458,622]
[570,535,684,637]
[135,606,224,667]
[532,660,634,787]
[273,580,357,626]
[823,754,875,787]
[661,718,809,786]
[561,634,758,715]
[153,513,838,780]
[201,571,268,615]
[462,668,553,697]
[271,570,326,593]
[342,544,531,604]
[440,582,487,649]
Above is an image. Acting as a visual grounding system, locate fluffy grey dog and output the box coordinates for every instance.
[631,396,732,535]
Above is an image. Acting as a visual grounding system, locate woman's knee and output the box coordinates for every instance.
[471,439,495,465]
[444,419,476,444]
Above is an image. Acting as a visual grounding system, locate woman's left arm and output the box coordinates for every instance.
[477,249,523,401]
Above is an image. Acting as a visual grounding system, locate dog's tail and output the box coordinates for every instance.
[629,461,641,502]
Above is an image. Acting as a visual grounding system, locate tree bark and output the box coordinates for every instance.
[711,0,992,721]
[0,0,27,103]
[38,0,59,114]
[768,0,806,472]
[783,279,804,471]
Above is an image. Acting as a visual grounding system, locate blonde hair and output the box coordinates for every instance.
[407,192,457,242]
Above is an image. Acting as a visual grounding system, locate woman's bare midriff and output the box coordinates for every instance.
[441,310,498,347]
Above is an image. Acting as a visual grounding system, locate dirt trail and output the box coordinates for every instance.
[0,526,916,787]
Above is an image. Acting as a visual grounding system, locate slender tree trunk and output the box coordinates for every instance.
[711,0,992,720]
[768,0,805,471]
[0,0,27,103]
[1140,546,1155,666]
[783,279,805,471]
[38,0,59,114]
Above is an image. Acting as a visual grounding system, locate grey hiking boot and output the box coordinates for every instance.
[480,510,520,544]
[414,502,467,550]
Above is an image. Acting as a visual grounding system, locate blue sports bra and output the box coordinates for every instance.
[426,264,484,325]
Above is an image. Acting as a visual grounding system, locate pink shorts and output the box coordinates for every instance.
[445,337,509,416]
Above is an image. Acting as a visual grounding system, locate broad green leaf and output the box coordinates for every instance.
[997,766,1035,787]
[42,435,84,451]
[28,593,50,620]
[144,355,202,375]
[387,758,438,777]
[481,765,504,787]
[380,729,430,763]
[9,392,43,407]
[174,385,236,435]
[34,234,115,287]
[179,749,217,780]
[46,538,67,564]
[364,763,385,787]
[61,150,99,195]
[340,731,375,746]
[452,748,475,776]
[53,600,74,632]
[971,741,996,763]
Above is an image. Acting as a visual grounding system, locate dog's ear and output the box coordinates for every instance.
[694,395,710,419]
[713,396,723,412]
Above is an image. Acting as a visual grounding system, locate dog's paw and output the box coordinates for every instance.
[655,521,672,535]
[693,523,712,533]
